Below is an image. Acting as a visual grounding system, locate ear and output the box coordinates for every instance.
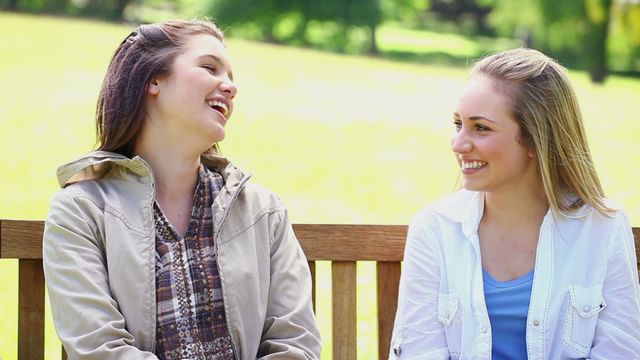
[528,148,535,159]
[147,78,160,96]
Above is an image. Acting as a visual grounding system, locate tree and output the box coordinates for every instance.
[584,0,612,83]
[209,0,383,54]
[210,0,299,42]
[342,0,383,54]
[482,0,615,83]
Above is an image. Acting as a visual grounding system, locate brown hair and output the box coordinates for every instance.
[472,48,611,215]
[96,19,224,157]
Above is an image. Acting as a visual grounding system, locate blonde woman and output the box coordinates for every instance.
[390,48,640,359]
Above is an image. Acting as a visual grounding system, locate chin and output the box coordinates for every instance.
[208,129,226,143]
[461,182,484,192]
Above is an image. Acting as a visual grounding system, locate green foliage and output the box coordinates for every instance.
[1,0,132,19]
[481,0,640,82]
[208,0,383,53]
[381,0,430,24]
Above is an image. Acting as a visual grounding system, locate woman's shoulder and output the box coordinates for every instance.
[559,197,629,224]
[209,160,287,211]
[237,183,289,215]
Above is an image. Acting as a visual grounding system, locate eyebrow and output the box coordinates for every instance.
[453,113,496,123]
[198,54,234,81]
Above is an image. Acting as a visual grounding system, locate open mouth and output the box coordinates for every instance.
[207,100,229,117]
[461,160,487,170]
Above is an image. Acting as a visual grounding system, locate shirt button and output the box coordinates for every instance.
[481,325,488,333]
[393,346,402,356]
[533,320,540,326]
[583,305,591,312]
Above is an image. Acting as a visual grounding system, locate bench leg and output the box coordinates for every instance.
[18,259,45,360]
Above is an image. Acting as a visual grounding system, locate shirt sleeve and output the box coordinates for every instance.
[590,212,640,359]
[256,203,322,359]
[389,213,450,360]
[43,189,158,360]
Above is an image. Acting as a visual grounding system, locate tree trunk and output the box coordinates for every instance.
[368,24,379,55]
[116,0,130,20]
[586,0,612,83]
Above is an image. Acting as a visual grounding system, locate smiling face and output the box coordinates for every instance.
[451,75,539,194]
[145,33,237,151]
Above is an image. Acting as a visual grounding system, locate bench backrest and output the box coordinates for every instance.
[1,219,639,360]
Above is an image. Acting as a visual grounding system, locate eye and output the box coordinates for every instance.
[476,124,491,132]
[453,119,462,131]
[202,65,217,74]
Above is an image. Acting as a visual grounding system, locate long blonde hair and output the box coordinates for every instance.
[472,48,612,215]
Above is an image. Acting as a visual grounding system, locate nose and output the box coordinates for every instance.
[451,130,472,155]
[220,78,238,100]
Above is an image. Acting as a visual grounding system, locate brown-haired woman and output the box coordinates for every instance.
[43,19,321,359]
[390,48,640,359]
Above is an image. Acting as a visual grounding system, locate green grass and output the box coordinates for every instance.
[1,12,640,360]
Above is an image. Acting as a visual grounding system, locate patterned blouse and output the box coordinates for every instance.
[154,166,235,360]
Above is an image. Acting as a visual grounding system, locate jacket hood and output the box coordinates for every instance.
[57,150,243,188]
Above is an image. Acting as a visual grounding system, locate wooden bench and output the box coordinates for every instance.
[1,219,639,360]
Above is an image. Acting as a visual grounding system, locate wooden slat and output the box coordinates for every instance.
[18,259,45,360]
[4,221,640,264]
[294,224,407,261]
[332,261,357,360]
[377,261,401,360]
[308,261,316,313]
[634,228,640,274]
[1,220,44,259]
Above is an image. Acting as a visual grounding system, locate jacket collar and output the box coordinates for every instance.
[430,189,597,243]
[429,190,484,238]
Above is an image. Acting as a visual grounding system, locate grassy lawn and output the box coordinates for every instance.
[1,12,639,360]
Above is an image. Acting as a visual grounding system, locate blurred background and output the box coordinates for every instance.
[1,0,639,359]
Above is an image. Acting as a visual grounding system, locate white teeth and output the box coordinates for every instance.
[462,161,486,169]
[207,100,228,116]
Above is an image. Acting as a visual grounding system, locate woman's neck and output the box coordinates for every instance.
[483,184,549,226]
[134,134,200,196]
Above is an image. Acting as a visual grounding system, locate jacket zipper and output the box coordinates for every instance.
[213,174,249,360]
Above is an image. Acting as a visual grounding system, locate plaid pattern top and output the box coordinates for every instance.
[154,166,235,360]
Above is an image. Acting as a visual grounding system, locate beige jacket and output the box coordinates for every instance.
[43,151,321,359]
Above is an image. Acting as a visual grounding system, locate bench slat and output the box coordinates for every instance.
[1,220,43,259]
[332,261,357,360]
[635,228,640,272]
[308,261,316,313]
[18,259,45,360]
[294,224,407,261]
[377,261,401,360]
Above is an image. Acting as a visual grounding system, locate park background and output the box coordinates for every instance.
[1,0,639,359]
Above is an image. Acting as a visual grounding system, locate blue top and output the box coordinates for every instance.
[483,270,534,360]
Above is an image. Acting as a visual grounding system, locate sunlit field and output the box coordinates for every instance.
[1,12,639,360]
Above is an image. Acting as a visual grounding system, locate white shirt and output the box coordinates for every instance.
[390,190,640,359]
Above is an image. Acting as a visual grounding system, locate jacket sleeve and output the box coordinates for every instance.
[389,213,449,360]
[256,204,322,359]
[43,189,158,360]
[590,212,640,359]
